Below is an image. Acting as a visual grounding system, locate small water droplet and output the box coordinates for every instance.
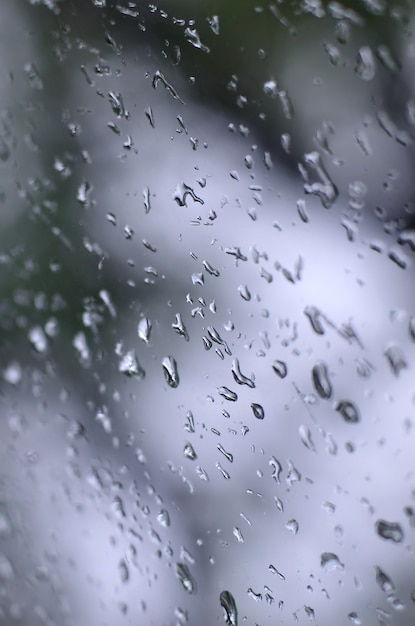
[108,91,128,118]
[173,182,204,206]
[152,70,184,103]
[157,508,170,527]
[263,79,278,97]
[137,317,152,343]
[272,360,287,378]
[312,361,332,399]
[175,562,196,594]
[233,527,244,542]
[335,400,360,423]
[145,105,155,128]
[3,362,22,385]
[217,443,233,463]
[162,356,180,388]
[184,27,210,53]
[238,284,251,301]
[218,387,238,401]
[216,462,230,479]
[269,456,282,483]
[28,326,48,353]
[320,552,344,572]
[172,313,189,341]
[220,590,238,625]
[251,403,265,420]
[143,186,151,213]
[301,152,338,209]
[304,306,325,335]
[269,564,285,580]
[375,519,404,543]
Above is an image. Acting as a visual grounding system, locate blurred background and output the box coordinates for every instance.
[1,0,415,624]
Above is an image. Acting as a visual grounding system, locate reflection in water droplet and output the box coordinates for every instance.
[162,356,180,388]
[312,361,332,399]
[320,552,344,572]
[119,350,145,378]
[272,360,287,378]
[335,400,360,423]
[175,562,196,594]
[375,519,404,543]
[220,590,238,625]
[251,403,265,420]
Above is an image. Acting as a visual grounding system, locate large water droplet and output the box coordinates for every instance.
[320,552,344,572]
[173,182,204,206]
[119,350,145,378]
[312,361,332,399]
[335,400,360,423]
[231,359,255,388]
[162,356,180,388]
[301,152,338,209]
[251,403,265,420]
[175,562,196,594]
[375,519,404,543]
[184,27,210,53]
[220,590,238,625]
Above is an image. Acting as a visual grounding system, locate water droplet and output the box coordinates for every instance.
[184,27,210,53]
[269,564,285,580]
[175,562,196,594]
[348,612,361,624]
[217,443,233,463]
[269,456,282,483]
[301,152,338,209]
[173,182,204,206]
[216,462,230,479]
[312,361,332,399]
[251,403,265,420]
[384,345,407,376]
[238,284,251,301]
[320,552,344,572]
[247,588,262,602]
[157,509,170,527]
[218,387,238,402]
[172,313,189,341]
[286,459,301,485]
[375,566,395,593]
[233,527,244,542]
[206,15,220,35]
[298,424,316,452]
[375,519,404,543]
[152,70,184,104]
[220,590,238,625]
[304,306,325,335]
[3,362,22,385]
[263,79,277,97]
[285,519,299,534]
[108,91,128,118]
[272,360,287,378]
[162,356,180,388]
[28,326,48,353]
[145,105,155,128]
[335,400,360,423]
[119,350,145,378]
[355,46,376,81]
[137,317,152,343]
[231,359,255,388]
[184,442,197,460]
[143,186,151,213]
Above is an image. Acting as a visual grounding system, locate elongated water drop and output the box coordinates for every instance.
[172,313,189,341]
[375,566,395,593]
[162,356,180,388]
[299,424,316,452]
[218,386,238,402]
[220,590,238,625]
[312,361,332,399]
[251,403,265,420]
[137,317,152,343]
[269,456,282,483]
[231,359,255,388]
[384,346,407,376]
[304,306,325,335]
[175,562,196,594]
[184,442,197,460]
